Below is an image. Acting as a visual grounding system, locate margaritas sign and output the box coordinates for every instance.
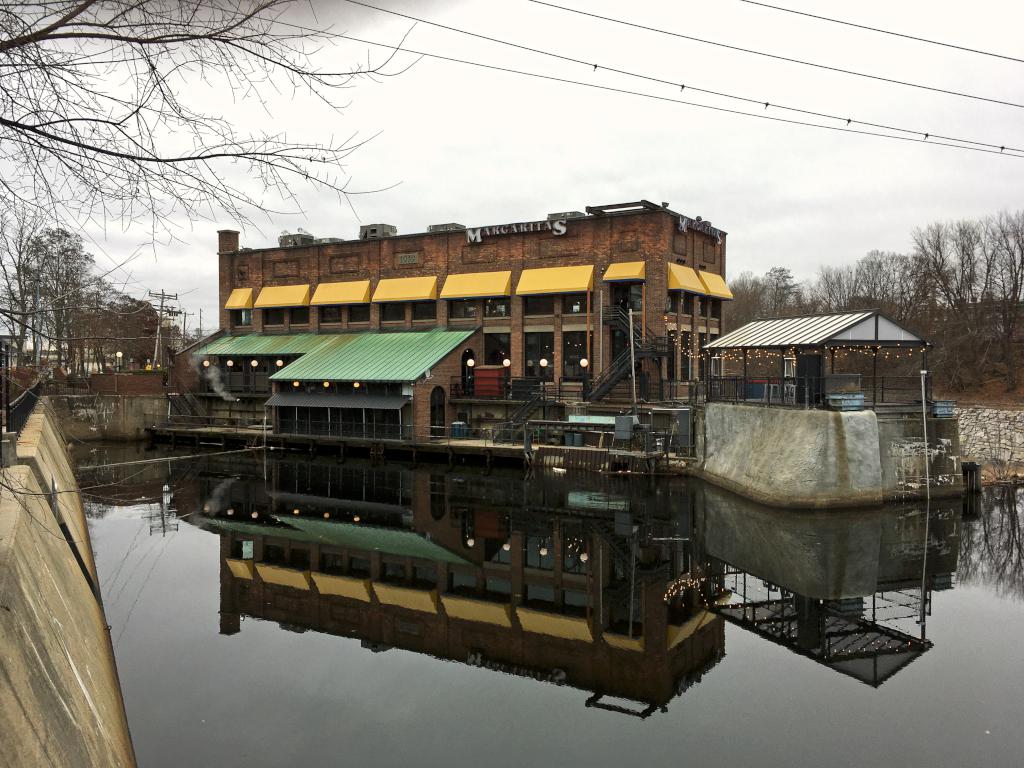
[678,215,725,245]
[466,218,567,243]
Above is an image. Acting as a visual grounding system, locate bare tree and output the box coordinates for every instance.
[0,1,404,233]
[987,211,1024,390]
[0,204,45,362]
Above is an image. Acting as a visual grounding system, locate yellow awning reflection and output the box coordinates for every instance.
[441,595,513,627]
[311,280,371,305]
[604,632,645,652]
[697,270,734,300]
[311,573,373,601]
[225,558,254,580]
[255,563,311,590]
[515,607,593,642]
[374,584,439,613]
[603,261,645,282]
[254,284,311,308]
[667,610,712,649]
[225,288,254,310]
[440,271,512,300]
[372,276,437,303]
[516,265,594,295]
[667,264,706,294]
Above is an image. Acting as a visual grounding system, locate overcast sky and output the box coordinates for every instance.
[84,0,1023,334]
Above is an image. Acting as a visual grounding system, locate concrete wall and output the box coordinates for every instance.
[0,406,135,767]
[699,403,963,508]
[45,394,167,442]
[700,403,884,508]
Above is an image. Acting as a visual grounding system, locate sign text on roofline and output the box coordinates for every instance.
[678,215,725,245]
[466,218,567,243]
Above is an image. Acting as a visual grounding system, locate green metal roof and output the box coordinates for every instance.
[195,333,353,357]
[206,516,470,565]
[270,328,475,383]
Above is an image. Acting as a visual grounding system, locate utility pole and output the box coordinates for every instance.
[181,310,195,343]
[148,290,178,369]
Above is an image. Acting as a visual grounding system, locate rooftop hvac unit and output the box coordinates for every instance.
[547,211,586,221]
[427,222,467,233]
[314,237,344,244]
[359,223,397,240]
[278,230,315,247]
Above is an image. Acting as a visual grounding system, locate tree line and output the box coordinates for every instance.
[725,209,1024,392]
[0,208,178,375]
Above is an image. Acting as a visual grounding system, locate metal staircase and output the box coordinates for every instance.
[589,307,672,403]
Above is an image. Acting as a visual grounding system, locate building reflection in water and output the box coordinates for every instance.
[186,453,959,712]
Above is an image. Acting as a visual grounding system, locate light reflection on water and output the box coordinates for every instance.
[77,443,1024,768]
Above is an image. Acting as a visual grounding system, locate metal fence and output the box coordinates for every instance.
[6,381,42,435]
[706,374,931,408]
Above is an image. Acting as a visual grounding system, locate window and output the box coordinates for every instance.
[484,333,511,366]
[562,293,587,315]
[683,293,695,315]
[523,295,554,316]
[348,304,370,323]
[230,308,252,327]
[411,301,436,321]
[449,299,478,319]
[484,298,510,318]
[263,307,285,325]
[710,298,722,321]
[562,331,589,378]
[702,239,716,264]
[524,332,554,379]
[290,307,309,325]
[319,305,342,323]
[236,264,249,281]
[381,303,405,322]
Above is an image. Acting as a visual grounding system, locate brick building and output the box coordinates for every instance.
[191,199,732,441]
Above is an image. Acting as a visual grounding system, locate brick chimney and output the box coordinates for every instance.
[217,229,240,253]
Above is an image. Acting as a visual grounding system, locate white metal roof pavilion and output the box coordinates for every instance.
[705,310,926,350]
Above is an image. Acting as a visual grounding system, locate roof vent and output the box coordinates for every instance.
[427,222,467,233]
[279,230,315,247]
[547,211,586,221]
[359,223,397,240]
[314,237,344,244]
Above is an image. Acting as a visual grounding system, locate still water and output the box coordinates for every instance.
[76,444,1023,768]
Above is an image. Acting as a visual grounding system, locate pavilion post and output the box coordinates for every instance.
[872,347,878,407]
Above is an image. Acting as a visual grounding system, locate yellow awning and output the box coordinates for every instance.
[603,261,646,282]
[254,284,310,308]
[373,584,439,613]
[225,558,254,580]
[311,573,373,602]
[697,270,734,300]
[372,276,437,303]
[311,280,371,305]
[516,607,593,642]
[440,270,512,300]
[667,263,707,294]
[441,595,513,627]
[255,563,311,590]
[516,265,594,295]
[225,288,254,310]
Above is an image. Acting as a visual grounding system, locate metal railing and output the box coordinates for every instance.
[277,421,413,441]
[6,381,42,435]
[706,374,933,409]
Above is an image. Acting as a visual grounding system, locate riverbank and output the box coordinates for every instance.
[0,404,135,767]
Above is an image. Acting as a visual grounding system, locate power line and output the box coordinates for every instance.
[339,34,1023,159]
[737,1,1024,65]
[528,1,1024,110]
[339,0,1023,155]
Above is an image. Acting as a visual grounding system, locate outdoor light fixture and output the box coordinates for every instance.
[250,359,259,368]
[202,359,210,368]
[292,380,300,388]
[323,512,330,519]
[580,358,589,368]
[580,552,590,563]
[275,359,284,367]
[502,541,511,552]
[353,515,361,523]
[539,358,548,368]
[226,359,234,367]
[539,545,549,557]
[226,508,234,516]
[323,381,330,388]
[466,358,475,368]
[502,358,511,367]
[293,508,300,515]
[353,381,361,388]
[466,537,475,548]
[250,511,258,519]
